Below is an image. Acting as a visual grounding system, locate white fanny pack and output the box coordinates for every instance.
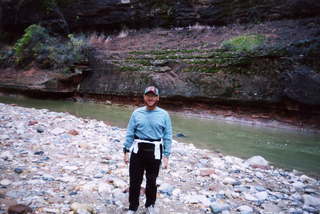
[132,139,162,160]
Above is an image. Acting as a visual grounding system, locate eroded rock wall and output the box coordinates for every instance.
[1,0,320,34]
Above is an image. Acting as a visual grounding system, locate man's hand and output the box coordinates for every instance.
[162,156,169,169]
[124,152,129,165]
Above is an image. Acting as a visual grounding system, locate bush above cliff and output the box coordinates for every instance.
[11,24,89,72]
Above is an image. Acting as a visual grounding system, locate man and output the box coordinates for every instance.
[123,86,172,214]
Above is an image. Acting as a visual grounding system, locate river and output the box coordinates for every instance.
[1,95,319,177]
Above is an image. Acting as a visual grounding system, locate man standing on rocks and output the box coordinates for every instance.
[123,86,173,214]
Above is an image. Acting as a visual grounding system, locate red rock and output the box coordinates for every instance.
[200,169,215,176]
[250,164,270,170]
[28,120,38,126]
[68,130,79,136]
[8,204,33,214]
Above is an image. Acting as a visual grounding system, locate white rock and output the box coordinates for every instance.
[183,194,210,205]
[303,194,320,207]
[58,176,77,183]
[255,172,264,179]
[0,134,10,140]
[172,188,181,197]
[70,202,95,214]
[300,175,316,183]
[42,208,60,213]
[222,177,237,185]
[237,205,253,213]
[245,156,268,167]
[0,179,12,186]
[112,178,127,189]
[0,151,13,161]
[98,183,113,194]
[63,166,79,171]
[244,193,258,202]
[255,191,268,201]
[51,127,65,135]
[292,181,305,189]
[224,156,243,165]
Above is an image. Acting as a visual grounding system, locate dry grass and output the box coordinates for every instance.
[87,33,111,48]
[117,30,129,38]
[188,23,213,31]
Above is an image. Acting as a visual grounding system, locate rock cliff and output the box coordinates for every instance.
[1,0,320,35]
[0,0,320,120]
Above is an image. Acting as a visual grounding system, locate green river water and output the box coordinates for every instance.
[1,95,320,177]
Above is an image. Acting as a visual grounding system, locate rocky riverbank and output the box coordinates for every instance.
[0,103,320,214]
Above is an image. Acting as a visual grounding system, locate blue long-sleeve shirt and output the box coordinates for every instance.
[123,106,172,157]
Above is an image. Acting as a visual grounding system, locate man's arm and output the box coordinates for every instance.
[123,112,136,164]
[162,112,172,168]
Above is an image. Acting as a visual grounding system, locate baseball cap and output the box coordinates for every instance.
[144,86,159,96]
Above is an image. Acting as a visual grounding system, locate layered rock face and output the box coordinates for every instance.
[1,0,320,115]
[1,0,320,34]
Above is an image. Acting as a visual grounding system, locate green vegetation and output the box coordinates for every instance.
[129,48,208,56]
[221,34,265,52]
[13,24,49,64]
[11,24,89,71]
[119,66,141,72]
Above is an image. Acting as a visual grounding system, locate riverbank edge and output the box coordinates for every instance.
[1,99,319,177]
[1,88,320,135]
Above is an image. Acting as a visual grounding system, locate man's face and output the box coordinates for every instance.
[144,93,159,108]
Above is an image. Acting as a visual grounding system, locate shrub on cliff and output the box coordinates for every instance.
[12,24,89,72]
[13,24,49,65]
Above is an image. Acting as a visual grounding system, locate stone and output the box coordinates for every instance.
[0,179,12,187]
[244,193,258,202]
[255,191,268,201]
[245,156,269,167]
[34,151,44,155]
[261,202,282,213]
[200,169,215,177]
[28,120,38,126]
[222,177,238,185]
[7,204,32,214]
[112,178,127,189]
[300,175,316,183]
[1,151,13,161]
[68,129,79,136]
[237,205,253,214]
[51,127,65,135]
[288,207,303,214]
[210,202,230,213]
[159,183,174,196]
[292,181,305,189]
[303,194,320,207]
[14,168,23,174]
[36,127,44,133]
[255,172,264,179]
[70,202,95,214]
[176,133,186,138]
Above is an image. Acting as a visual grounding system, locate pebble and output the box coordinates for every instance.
[0,103,319,213]
[0,179,12,187]
[14,168,23,174]
[237,205,253,214]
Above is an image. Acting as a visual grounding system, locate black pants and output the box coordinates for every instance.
[129,143,162,211]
